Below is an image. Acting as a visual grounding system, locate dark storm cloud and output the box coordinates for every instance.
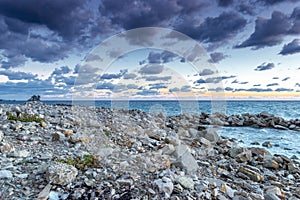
[0,0,91,40]
[138,64,164,75]
[143,76,172,81]
[253,84,261,86]
[236,11,291,49]
[232,79,238,83]
[0,70,37,80]
[279,39,300,55]
[99,0,209,30]
[1,53,27,69]
[209,52,228,63]
[176,12,247,43]
[255,62,275,71]
[199,69,215,76]
[290,7,300,34]
[273,77,279,79]
[267,83,279,86]
[217,0,234,7]
[258,0,300,5]
[100,69,127,80]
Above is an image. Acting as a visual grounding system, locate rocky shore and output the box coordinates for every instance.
[0,102,299,199]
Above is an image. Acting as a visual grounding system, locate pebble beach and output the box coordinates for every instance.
[0,102,299,199]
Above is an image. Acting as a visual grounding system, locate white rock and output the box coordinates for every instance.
[175,176,194,190]
[0,130,3,141]
[0,170,13,179]
[154,177,174,198]
[47,162,78,185]
[49,191,60,200]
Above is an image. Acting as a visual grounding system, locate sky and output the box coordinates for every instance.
[0,0,300,100]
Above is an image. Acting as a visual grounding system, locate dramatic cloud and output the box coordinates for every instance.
[199,69,215,76]
[99,0,208,30]
[52,66,71,76]
[123,73,137,80]
[0,0,91,40]
[101,69,127,80]
[217,0,234,7]
[225,87,234,91]
[0,70,37,80]
[246,88,273,92]
[143,76,172,81]
[137,89,160,96]
[255,62,275,71]
[279,39,300,55]
[236,11,291,49]
[282,77,290,81]
[141,51,178,64]
[181,85,191,92]
[138,64,164,75]
[195,75,236,84]
[239,81,249,84]
[275,88,293,91]
[176,12,246,43]
[267,83,279,87]
[290,7,300,34]
[96,82,115,90]
[149,83,168,90]
[258,0,300,5]
[209,52,228,63]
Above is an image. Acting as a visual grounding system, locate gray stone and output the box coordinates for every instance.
[262,141,272,148]
[175,176,194,190]
[263,157,279,170]
[172,144,198,172]
[204,128,220,143]
[47,162,78,185]
[154,177,174,198]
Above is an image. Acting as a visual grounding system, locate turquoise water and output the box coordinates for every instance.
[2,100,300,119]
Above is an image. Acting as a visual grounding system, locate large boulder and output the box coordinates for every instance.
[47,162,78,185]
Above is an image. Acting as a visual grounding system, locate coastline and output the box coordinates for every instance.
[0,102,299,199]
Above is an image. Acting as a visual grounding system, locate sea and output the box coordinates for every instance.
[1,100,300,159]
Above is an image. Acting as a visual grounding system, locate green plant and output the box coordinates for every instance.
[103,129,111,137]
[6,112,44,123]
[56,154,100,170]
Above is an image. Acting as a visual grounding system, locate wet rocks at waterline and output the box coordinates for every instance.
[0,102,299,199]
